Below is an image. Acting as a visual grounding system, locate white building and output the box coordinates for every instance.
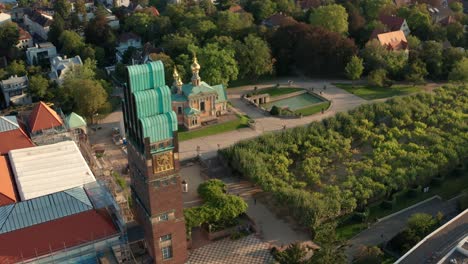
[24,10,53,41]
[115,32,142,62]
[0,11,11,24]
[8,141,96,200]
[0,75,30,107]
[49,55,83,83]
[26,42,57,65]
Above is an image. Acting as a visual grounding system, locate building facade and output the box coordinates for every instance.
[23,10,52,41]
[123,60,187,263]
[26,42,57,65]
[171,56,228,130]
[49,55,83,83]
[0,75,30,107]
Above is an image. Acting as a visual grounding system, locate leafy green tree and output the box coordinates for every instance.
[162,33,198,58]
[59,30,85,56]
[419,41,443,79]
[123,12,154,40]
[449,58,468,83]
[235,34,274,80]
[190,43,238,85]
[48,14,65,45]
[408,213,438,236]
[449,1,463,12]
[0,22,19,56]
[7,60,26,76]
[406,35,421,49]
[85,9,116,51]
[309,4,348,35]
[215,11,254,36]
[247,0,277,22]
[273,243,308,264]
[361,0,393,20]
[405,59,427,84]
[397,4,432,40]
[148,53,175,83]
[28,75,50,100]
[345,56,364,84]
[446,22,465,47]
[368,69,387,87]
[53,0,72,19]
[360,39,388,72]
[354,246,384,264]
[442,47,465,78]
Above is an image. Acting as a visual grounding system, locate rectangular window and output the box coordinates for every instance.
[161,246,173,260]
[160,234,172,242]
[159,213,169,222]
[178,106,182,114]
[200,101,205,112]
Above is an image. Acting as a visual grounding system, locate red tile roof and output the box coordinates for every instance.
[0,129,34,155]
[146,6,159,16]
[0,156,17,206]
[228,4,245,13]
[0,209,118,263]
[379,15,405,31]
[18,26,32,41]
[377,30,408,51]
[262,13,298,28]
[28,101,63,133]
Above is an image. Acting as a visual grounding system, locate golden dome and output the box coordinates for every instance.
[191,55,200,72]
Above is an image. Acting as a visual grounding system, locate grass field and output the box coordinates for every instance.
[334,83,423,100]
[255,87,304,97]
[178,115,250,141]
[295,101,331,116]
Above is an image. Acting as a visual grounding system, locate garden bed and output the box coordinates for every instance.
[178,114,250,141]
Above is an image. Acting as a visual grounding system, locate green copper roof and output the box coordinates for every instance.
[134,86,172,118]
[65,112,86,128]
[184,107,200,116]
[140,111,177,143]
[182,82,217,97]
[212,84,227,103]
[172,93,187,102]
[127,61,165,92]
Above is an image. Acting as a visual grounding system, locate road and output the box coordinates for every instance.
[345,196,460,261]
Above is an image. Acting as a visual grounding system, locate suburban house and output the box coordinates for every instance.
[0,75,31,107]
[16,25,33,50]
[49,55,83,83]
[26,42,57,65]
[262,13,298,28]
[116,32,142,62]
[0,11,11,24]
[23,9,53,40]
[379,15,411,36]
[171,57,228,130]
[376,30,409,52]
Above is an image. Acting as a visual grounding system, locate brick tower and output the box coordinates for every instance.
[123,61,187,263]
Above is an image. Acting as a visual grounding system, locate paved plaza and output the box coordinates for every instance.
[188,234,274,264]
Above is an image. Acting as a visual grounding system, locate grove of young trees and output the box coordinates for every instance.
[221,85,467,232]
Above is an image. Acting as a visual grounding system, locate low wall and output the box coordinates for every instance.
[268,90,307,102]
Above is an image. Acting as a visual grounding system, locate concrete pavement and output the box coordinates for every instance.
[179,78,366,160]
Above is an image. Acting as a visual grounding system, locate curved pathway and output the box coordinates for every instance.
[179,77,366,160]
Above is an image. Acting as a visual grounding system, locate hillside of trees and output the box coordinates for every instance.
[221,85,467,232]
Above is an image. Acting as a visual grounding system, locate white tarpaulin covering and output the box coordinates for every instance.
[8,141,96,200]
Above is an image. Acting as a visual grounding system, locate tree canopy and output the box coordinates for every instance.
[309,4,349,35]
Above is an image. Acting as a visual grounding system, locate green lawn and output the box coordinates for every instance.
[295,101,331,116]
[178,115,250,141]
[255,87,304,97]
[334,83,423,100]
[337,221,367,240]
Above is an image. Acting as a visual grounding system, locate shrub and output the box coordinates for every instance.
[368,69,388,87]
[270,105,280,115]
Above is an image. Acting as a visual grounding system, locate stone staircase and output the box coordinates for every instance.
[225,179,263,199]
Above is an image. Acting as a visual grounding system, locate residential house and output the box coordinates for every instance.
[102,0,129,8]
[262,13,298,28]
[0,115,34,155]
[22,101,72,145]
[24,9,53,40]
[0,11,11,24]
[9,7,27,22]
[26,42,57,65]
[116,32,142,62]
[228,4,245,13]
[0,75,30,107]
[49,55,83,83]
[379,15,411,36]
[377,30,409,51]
[171,57,229,130]
[16,25,33,50]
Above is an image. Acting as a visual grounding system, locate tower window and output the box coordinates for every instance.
[178,106,182,114]
[160,234,172,242]
[159,213,169,222]
[161,246,173,260]
[200,101,205,112]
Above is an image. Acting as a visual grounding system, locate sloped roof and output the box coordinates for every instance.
[0,116,18,132]
[228,4,245,13]
[182,82,217,97]
[0,186,92,234]
[26,10,52,27]
[0,156,16,206]
[133,86,172,118]
[28,101,63,133]
[8,141,96,200]
[377,30,408,51]
[18,25,31,40]
[213,84,227,103]
[0,209,118,263]
[380,15,405,31]
[262,13,297,28]
[184,107,200,116]
[0,128,35,155]
[172,93,188,102]
[127,61,165,93]
[65,112,86,129]
[140,111,178,143]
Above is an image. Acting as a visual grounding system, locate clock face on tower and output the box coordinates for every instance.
[153,151,174,174]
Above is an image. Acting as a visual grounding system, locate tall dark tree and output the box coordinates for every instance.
[0,22,19,57]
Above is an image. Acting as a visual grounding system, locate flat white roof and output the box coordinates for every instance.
[8,140,96,200]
